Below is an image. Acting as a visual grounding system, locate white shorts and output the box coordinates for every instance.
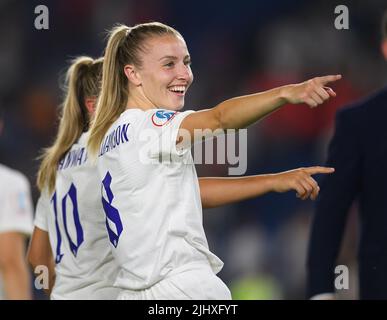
[117,265,232,300]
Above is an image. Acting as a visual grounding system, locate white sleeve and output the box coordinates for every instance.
[34,191,50,232]
[138,109,195,159]
[0,176,34,235]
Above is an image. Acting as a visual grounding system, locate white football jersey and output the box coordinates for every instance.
[0,164,34,235]
[0,164,34,300]
[96,108,224,291]
[34,132,120,299]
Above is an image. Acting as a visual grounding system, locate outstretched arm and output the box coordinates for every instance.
[180,75,341,143]
[199,166,335,209]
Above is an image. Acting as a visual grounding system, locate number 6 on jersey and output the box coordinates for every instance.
[101,171,123,248]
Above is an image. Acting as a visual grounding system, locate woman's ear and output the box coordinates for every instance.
[84,97,96,114]
[381,39,387,61]
[124,64,142,86]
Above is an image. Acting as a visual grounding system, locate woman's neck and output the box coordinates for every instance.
[126,89,156,111]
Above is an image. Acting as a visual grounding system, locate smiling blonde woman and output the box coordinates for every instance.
[88,22,340,300]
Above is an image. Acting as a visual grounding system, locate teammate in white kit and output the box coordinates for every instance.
[0,163,34,300]
[27,57,120,299]
[0,107,34,300]
[87,22,340,299]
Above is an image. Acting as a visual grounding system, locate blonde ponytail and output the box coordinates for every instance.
[37,56,102,192]
[87,25,130,157]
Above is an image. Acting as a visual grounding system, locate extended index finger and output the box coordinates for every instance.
[317,74,342,85]
[304,166,335,175]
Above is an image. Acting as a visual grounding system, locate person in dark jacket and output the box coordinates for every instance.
[306,10,387,300]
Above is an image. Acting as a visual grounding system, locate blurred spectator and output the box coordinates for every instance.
[0,108,34,300]
[307,9,387,300]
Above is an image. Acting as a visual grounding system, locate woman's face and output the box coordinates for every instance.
[135,34,193,111]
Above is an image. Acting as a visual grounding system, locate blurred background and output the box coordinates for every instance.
[0,0,386,299]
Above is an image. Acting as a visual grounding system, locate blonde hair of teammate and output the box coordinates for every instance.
[37,56,102,193]
[87,22,182,157]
